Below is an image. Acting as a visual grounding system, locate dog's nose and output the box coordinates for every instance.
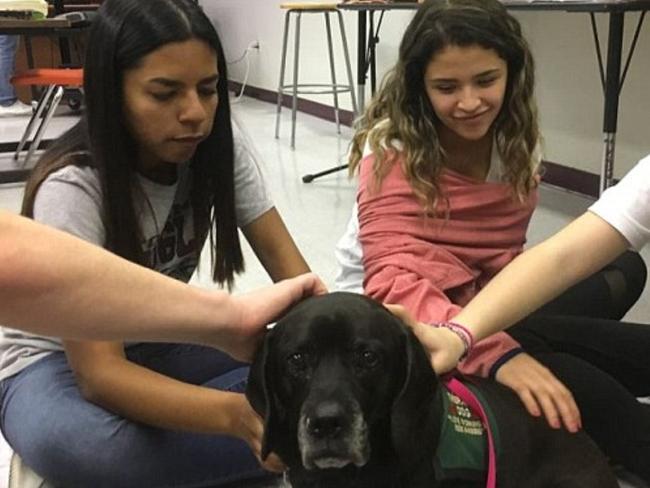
[307,401,346,439]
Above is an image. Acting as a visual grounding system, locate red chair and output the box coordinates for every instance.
[10,68,84,167]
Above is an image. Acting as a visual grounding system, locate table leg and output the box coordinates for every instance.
[369,11,376,93]
[357,10,367,113]
[599,12,624,194]
[53,0,64,15]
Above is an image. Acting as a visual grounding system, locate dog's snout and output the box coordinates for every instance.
[307,401,346,439]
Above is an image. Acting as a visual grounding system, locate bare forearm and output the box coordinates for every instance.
[243,207,310,281]
[453,243,571,340]
[452,212,629,341]
[0,212,236,343]
[73,354,242,434]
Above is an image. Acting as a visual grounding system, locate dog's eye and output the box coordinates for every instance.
[287,352,308,372]
[357,350,380,369]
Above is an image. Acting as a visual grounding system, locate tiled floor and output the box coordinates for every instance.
[0,95,647,487]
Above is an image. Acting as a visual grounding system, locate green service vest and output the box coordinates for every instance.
[433,383,501,482]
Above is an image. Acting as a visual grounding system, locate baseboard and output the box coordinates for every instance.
[230,81,601,198]
[540,160,600,198]
[0,169,30,185]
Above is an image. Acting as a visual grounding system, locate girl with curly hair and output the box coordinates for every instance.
[336,0,650,483]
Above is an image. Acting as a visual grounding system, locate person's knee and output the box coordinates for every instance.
[17,420,266,488]
[605,250,648,317]
[17,422,160,487]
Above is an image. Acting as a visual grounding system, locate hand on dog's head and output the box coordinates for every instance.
[245,292,440,484]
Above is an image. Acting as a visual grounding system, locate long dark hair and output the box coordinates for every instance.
[22,0,243,286]
[350,0,539,211]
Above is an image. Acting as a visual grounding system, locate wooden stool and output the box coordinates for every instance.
[276,2,357,149]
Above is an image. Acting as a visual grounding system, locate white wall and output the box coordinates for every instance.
[201,1,650,178]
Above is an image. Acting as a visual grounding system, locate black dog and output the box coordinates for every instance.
[246,292,619,488]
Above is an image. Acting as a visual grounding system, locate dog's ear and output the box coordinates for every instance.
[245,328,284,460]
[391,325,441,469]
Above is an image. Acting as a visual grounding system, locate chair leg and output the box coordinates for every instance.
[22,85,64,168]
[14,85,54,161]
[275,10,291,140]
[337,10,358,116]
[325,12,341,134]
[291,11,302,150]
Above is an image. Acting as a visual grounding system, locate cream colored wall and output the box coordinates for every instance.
[201,1,650,179]
[518,10,650,178]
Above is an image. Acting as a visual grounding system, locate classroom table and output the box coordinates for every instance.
[0,17,88,65]
[0,17,89,184]
[304,0,649,192]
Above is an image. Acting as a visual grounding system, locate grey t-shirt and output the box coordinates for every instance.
[0,123,273,380]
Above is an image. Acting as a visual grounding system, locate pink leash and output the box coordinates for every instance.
[444,377,497,488]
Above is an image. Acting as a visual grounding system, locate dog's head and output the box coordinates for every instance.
[246,292,440,480]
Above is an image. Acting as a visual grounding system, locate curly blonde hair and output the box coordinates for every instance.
[349,0,540,213]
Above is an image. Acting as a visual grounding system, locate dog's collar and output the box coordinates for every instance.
[442,377,497,488]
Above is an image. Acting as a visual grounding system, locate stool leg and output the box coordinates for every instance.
[337,10,358,116]
[23,85,64,168]
[290,12,302,149]
[325,12,341,135]
[275,10,291,140]
[14,85,53,161]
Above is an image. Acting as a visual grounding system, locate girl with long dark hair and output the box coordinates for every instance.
[0,0,309,485]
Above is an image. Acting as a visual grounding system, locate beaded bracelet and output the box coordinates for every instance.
[436,321,475,361]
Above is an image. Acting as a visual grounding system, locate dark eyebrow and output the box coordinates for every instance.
[148,74,220,88]
[428,68,502,83]
[429,77,457,84]
[199,74,220,85]
[474,69,501,78]
[149,78,183,88]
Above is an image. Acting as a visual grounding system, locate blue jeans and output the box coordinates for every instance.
[0,344,273,487]
[0,35,18,106]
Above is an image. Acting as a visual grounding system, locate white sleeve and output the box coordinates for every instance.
[334,203,365,294]
[232,119,274,228]
[32,165,105,246]
[589,154,650,250]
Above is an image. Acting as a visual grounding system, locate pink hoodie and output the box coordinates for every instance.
[358,153,538,377]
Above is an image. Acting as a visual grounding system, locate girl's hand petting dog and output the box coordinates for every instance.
[229,393,287,473]
[496,353,582,434]
[386,304,582,434]
[386,304,466,374]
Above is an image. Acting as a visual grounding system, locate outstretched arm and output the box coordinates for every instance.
[391,212,629,432]
[452,211,628,360]
[0,211,325,358]
[394,212,628,372]
[398,212,629,374]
